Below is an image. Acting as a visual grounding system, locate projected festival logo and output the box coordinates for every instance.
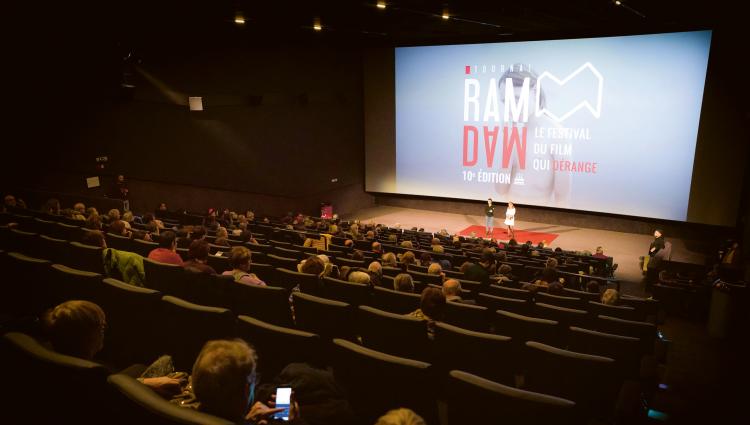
[462,62,603,206]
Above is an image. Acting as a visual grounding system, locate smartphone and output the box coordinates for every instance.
[273,386,292,421]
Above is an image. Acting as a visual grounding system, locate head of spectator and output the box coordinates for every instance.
[372,241,382,253]
[375,408,426,425]
[214,237,230,247]
[401,251,416,266]
[328,224,339,234]
[343,239,354,248]
[109,220,129,237]
[43,198,61,215]
[508,238,518,247]
[587,280,601,294]
[548,281,564,295]
[382,252,398,267]
[394,273,414,293]
[300,255,325,276]
[228,246,253,273]
[73,202,86,214]
[368,261,382,277]
[419,252,432,266]
[545,257,558,269]
[418,287,446,321]
[351,250,365,261]
[216,227,229,239]
[141,212,154,225]
[107,209,121,223]
[4,194,17,209]
[84,214,102,230]
[442,279,462,301]
[498,264,512,277]
[81,230,107,249]
[427,262,443,276]
[366,230,375,239]
[189,239,211,263]
[190,226,207,240]
[157,202,167,211]
[539,267,558,284]
[42,300,105,360]
[400,240,413,249]
[432,244,445,254]
[459,261,473,275]
[348,270,371,285]
[159,231,178,251]
[192,339,257,422]
[122,211,134,223]
[601,288,619,305]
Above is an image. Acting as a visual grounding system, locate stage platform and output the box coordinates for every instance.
[346,205,707,297]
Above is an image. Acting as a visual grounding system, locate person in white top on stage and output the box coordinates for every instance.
[505,202,516,239]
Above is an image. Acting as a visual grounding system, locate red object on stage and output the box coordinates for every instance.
[320,204,333,219]
[457,225,558,245]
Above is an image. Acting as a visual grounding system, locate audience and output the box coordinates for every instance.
[147,231,184,265]
[587,280,601,294]
[393,273,414,293]
[442,279,471,304]
[375,408,426,425]
[348,270,371,285]
[601,288,620,305]
[367,261,382,287]
[593,246,607,259]
[223,246,266,286]
[408,287,446,338]
[183,239,217,275]
[81,230,107,249]
[382,252,398,267]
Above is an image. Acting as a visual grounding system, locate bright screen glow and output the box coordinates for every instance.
[394,31,712,221]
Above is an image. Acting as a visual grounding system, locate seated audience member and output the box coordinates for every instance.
[3,194,17,211]
[432,244,445,254]
[371,241,382,254]
[147,231,184,265]
[338,266,352,282]
[400,251,416,267]
[593,246,607,259]
[183,239,217,275]
[461,261,490,289]
[548,281,564,295]
[215,226,229,240]
[351,250,365,262]
[400,240,413,249]
[479,249,497,275]
[348,270,371,285]
[366,230,375,240]
[545,257,558,269]
[107,208,121,224]
[367,261,382,287]
[495,264,514,285]
[190,225,207,241]
[142,212,163,233]
[534,267,558,288]
[344,239,354,249]
[587,280,601,294]
[375,408,426,425]
[192,339,302,423]
[214,236,231,247]
[299,255,325,276]
[393,273,414,293]
[122,211,134,229]
[408,287,446,338]
[442,279,473,304]
[84,214,102,230]
[418,252,432,267]
[601,288,619,305]
[427,262,444,280]
[71,203,87,220]
[382,252,398,268]
[223,246,266,286]
[81,230,107,248]
[204,212,219,231]
[43,198,61,215]
[44,300,183,397]
[109,219,131,238]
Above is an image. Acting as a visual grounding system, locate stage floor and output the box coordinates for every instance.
[346,205,707,296]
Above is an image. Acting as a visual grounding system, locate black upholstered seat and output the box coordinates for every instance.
[229,281,293,327]
[372,286,421,314]
[356,305,430,360]
[292,292,356,340]
[434,322,515,385]
[322,276,370,305]
[477,292,530,316]
[443,300,489,332]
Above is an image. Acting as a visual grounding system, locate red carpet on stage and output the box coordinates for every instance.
[457,225,559,245]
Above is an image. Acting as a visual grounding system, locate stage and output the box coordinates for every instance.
[346,205,707,296]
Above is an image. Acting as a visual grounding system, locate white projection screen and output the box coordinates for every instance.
[366,31,716,223]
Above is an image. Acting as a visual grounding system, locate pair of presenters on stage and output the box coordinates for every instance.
[485,198,514,238]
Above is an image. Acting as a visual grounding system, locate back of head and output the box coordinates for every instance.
[142,212,155,224]
[427,262,442,275]
[43,300,105,360]
[375,408,426,425]
[420,287,446,320]
[420,252,432,265]
[82,230,106,248]
[587,280,600,293]
[540,267,557,283]
[442,279,462,297]
[499,264,512,276]
[192,339,257,421]
[107,209,121,222]
[191,226,207,240]
[300,255,325,275]
[400,240,413,249]
[159,230,177,249]
[109,220,127,236]
[368,261,382,275]
[601,288,619,305]
[394,273,414,292]
[432,244,444,253]
[548,281,564,295]
[189,239,210,262]
[229,246,252,270]
[372,241,382,252]
[122,211,134,222]
[401,251,415,265]
[348,270,371,285]
[351,250,365,261]
[382,252,397,267]
[545,257,558,269]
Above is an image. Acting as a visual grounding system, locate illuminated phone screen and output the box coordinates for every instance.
[273,387,292,421]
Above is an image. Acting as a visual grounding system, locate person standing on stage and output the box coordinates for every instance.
[484,198,495,236]
[649,229,665,257]
[504,202,516,239]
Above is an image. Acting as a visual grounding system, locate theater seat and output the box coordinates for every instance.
[535,292,585,310]
[107,373,234,425]
[38,234,68,265]
[446,370,579,425]
[322,276,370,305]
[68,241,104,273]
[434,322,515,385]
[292,292,356,340]
[485,284,532,301]
[230,281,293,327]
[48,263,102,303]
[477,293,530,316]
[143,258,186,297]
[568,326,642,379]
[588,301,638,321]
[357,305,429,361]
[494,310,561,348]
[443,300,489,332]
[372,286,421,314]
[2,252,53,317]
[275,267,320,292]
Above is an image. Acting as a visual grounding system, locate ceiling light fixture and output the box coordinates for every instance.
[234,12,245,25]
[376,1,386,9]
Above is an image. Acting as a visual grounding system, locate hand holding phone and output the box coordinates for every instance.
[273,387,292,421]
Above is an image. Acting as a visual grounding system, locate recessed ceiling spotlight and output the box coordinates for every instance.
[442,11,450,20]
[376,1,386,9]
[313,17,322,31]
[614,0,622,5]
[234,12,245,25]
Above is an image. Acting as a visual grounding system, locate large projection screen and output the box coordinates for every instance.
[366,30,714,223]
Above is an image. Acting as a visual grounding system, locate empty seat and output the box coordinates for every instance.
[205,254,231,273]
[8,228,37,256]
[588,301,638,321]
[107,373,234,425]
[381,266,402,277]
[568,326,642,379]
[48,263,102,303]
[495,310,562,348]
[357,305,429,360]
[620,295,658,323]
[535,292,584,310]
[38,234,69,265]
[272,246,306,260]
[143,258,187,297]
[563,287,601,302]
[247,262,274,282]
[372,286,421,314]
[322,276,370,305]
[237,315,323,378]
[596,315,657,356]
[434,322,515,385]
[266,254,298,271]
[106,233,132,251]
[67,241,104,273]
[274,267,320,292]
[292,292,356,340]
[131,239,159,258]
[333,256,366,269]
[30,217,56,236]
[443,300,489,332]
[158,295,236,371]
[331,338,437,425]
[228,280,292,327]
[477,293,530,316]
[182,270,234,308]
[51,222,81,241]
[409,270,443,285]
[532,303,588,330]
[1,252,53,318]
[446,370,578,425]
[485,284,532,301]
[1,332,111,424]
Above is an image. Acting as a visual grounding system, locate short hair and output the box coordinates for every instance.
[122,211,134,222]
[427,262,442,275]
[442,279,462,297]
[189,239,210,261]
[109,220,127,236]
[228,246,252,269]
[344,239,354,247]
[73,202,86,213]
[368,261,382,275]
[300,255,325,275]
[382,252,397,267]
[545,257,558,269]
[351,250,365,261]
[499,264,512,275]
[595,246,604,254]
[191,226,207,240]
[400,240,413,249]
[43,300,105,359]
[348,270,371,285]
[401,251,416,265]
[432,245,444,253]
[107,209,121,222]
[159,230,177,249]
[84,214,102,230]
[394,273,414,292]
[419,287,446,321]
[142,212,155,224]
[192,339,257,421]
[81,230,106,248]
[601,288,619,305]
[586,280,600,293]
[548,281,564,295]
[540,267,557,283]
[216,227,228,239]
[375,408,426,425]
[372,241,382,252]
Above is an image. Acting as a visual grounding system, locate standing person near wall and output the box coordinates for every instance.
[109,174,130,211]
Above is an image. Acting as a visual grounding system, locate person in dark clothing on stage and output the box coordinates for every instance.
[649,229,665,257]
[109,174,130,211]
[484,198,495,236]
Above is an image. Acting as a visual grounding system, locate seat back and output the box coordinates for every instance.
[568,326,642,379]
[182,271,234,309]
[409,270,443,285]
[143,258,186,296]
[292,292,356,340]
[485,284,532,301]
[205,254,231,273]
[322,276,370,305]
[38,234,69,265]
[237,315,323,378]
[447,370,578,425]
[229,281,293,327]
[532,303,588,330]
[434,322,515,385]
[68,241,104,273]
[587,301,638,321]
[443,300,489,332]
[8,228,38,256]
[131,239,159,258]
[535,292,584,310]
[158,296,236,371]
[2,252,53,316]
[563,287,601,302]
[275,267,320,292]
[596,315,656,355]
[477,293,530,316]
[107,374,234,425]
[331,338,436,425]
[356,305,429,360]
[372,286,421,314]
[49,263,102,303]
[266,254,298,271]
[495,310,562,348]
[106,232,132,251]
